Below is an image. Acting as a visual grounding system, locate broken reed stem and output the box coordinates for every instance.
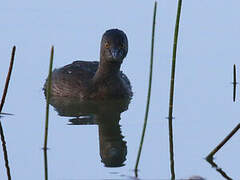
[43,46,54,150]
[168,0,182,179]
[206,123,240,159]
[0,46,16,112]
[206,65,240,159]
[233,64,236,102]
[134,2,157,176]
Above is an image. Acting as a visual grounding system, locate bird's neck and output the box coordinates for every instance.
[93,60,121,82]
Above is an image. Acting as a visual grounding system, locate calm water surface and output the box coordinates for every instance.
[0,1,240,179]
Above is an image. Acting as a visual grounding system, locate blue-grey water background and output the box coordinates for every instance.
[0,0,240,179]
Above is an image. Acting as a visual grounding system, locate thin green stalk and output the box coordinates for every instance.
[43,46,54,150]
[168,0,183,179]
[0,46,16,112]
[168,0,182,121]
[134,2,157,176]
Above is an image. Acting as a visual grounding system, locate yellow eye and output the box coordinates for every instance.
[105,43,110,49]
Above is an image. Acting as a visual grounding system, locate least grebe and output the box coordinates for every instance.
[44,29,132,99]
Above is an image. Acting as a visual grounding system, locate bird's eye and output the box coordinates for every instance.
[120,43,124,49]
[105,43,110,49]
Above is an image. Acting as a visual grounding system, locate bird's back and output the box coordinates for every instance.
[44,60,132,99]
[45,61,99,97]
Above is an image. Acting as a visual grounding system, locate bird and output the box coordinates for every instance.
[44,29,132,100]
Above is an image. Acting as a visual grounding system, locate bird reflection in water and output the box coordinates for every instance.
[48,96,130,167]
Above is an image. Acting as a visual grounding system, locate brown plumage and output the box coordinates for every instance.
[44,29,132,100]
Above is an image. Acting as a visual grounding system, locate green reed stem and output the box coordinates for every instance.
[43,46,54,150]
[168,0,182,123]
[134,2,157,176]
[0,46,16,113]
[168,0,182,179]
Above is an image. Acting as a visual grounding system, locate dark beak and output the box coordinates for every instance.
[111,49,120,60]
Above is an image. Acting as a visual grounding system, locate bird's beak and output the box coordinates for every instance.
[111,49,120,60]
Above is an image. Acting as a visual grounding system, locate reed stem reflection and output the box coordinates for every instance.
[43,149,48,180]
[0,122,11,180]
[206,158,232,180]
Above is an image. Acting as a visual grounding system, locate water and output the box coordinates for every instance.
[0,0,240,179]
